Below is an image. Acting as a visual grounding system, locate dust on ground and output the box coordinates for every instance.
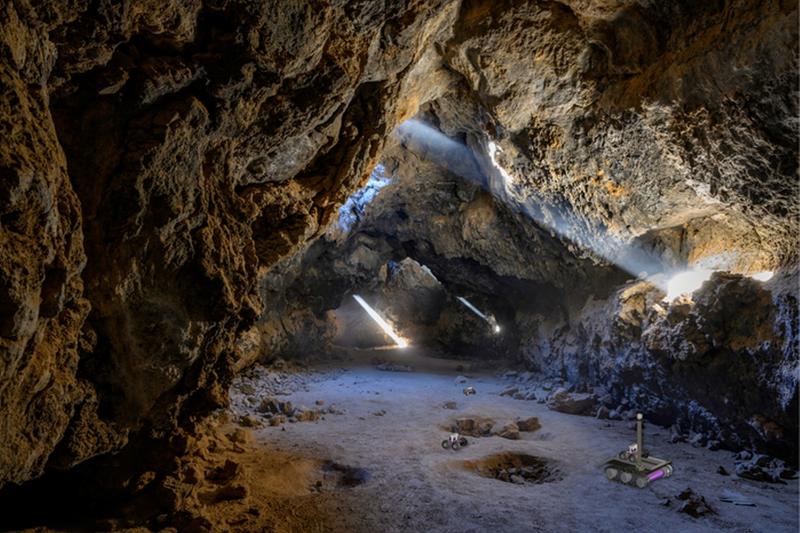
[210,349,798,532]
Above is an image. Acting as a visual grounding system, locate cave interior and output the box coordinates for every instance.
[0,0,798,531]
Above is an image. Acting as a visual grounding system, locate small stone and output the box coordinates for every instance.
[607,409,622,421]
[517,417,541,432]
[455,375,468,384]
[500,387,519,396]
[315,399,325,406]
[443,401,457,409]
[547,389,596,415]
[227,429,252,445]
[208,459,240,483]
[717,466,730,476]
[676,488,715,518]
[239,415,261,428]
[495,422,520,440]
[736,450,753,461]
[214,483,248,502]
[690,433,707,447]
[296,409,320,422]
[453,416,495,436]
[510,474,524,484]
[595,406,610,420]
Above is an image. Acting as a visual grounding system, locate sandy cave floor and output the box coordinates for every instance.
[218,350,799,533]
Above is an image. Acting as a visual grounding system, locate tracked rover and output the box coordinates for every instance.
[604,413,673,488]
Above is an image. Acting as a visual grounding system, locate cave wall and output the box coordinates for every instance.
[0,0,461,487]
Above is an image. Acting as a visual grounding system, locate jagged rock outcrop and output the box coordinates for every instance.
[526,271,798,458]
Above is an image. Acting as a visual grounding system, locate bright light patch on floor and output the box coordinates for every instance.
[352,294,408,348]
[750,271,774,282]
[664,270,715,301]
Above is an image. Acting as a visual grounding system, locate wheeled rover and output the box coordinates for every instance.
[604,413,673,488]
[441,433,469,450]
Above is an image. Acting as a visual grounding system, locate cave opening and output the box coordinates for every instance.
[1,1,798,532]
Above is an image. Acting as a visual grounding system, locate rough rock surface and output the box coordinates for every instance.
[0,0,461,488]
[0,0,797,507]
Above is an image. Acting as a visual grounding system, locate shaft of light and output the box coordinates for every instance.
[394,120,668,287]
[457,297,488,321]
[352,295,408,348]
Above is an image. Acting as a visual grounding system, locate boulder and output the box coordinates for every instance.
[547,389,597,416]
[517,417,541,432]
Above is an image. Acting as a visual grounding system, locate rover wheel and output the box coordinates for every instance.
[441,440,450,450]
[458,437,468,447]
[605,467,618,480]
[635,475,649,488]
[620,471,633,484]
[451,441,460,450]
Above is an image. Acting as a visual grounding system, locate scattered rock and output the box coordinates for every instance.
[295,409,321,422]
[547,389,596,416]
[736,450,753,461]
[452,417,495,437]
[455,375,468,384]
[676,488,715,518]
[315,399,325,406]
[207,460,240,484]
[463,386,477,396]
[495,423,520,440]
[238,415,262,428]
[376,362,414,372]
[227,429,252,446]
[372,410,386,416]
[689,432,708,448]
[607,409,622,421]
[258,397,295,417]
[595,406,610,420]
[500,386,519,397]
[269,415,286,426]
[443,401,457,410]
[516,417,541,432]
[717,466,729,476]
[734,454,792,484]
